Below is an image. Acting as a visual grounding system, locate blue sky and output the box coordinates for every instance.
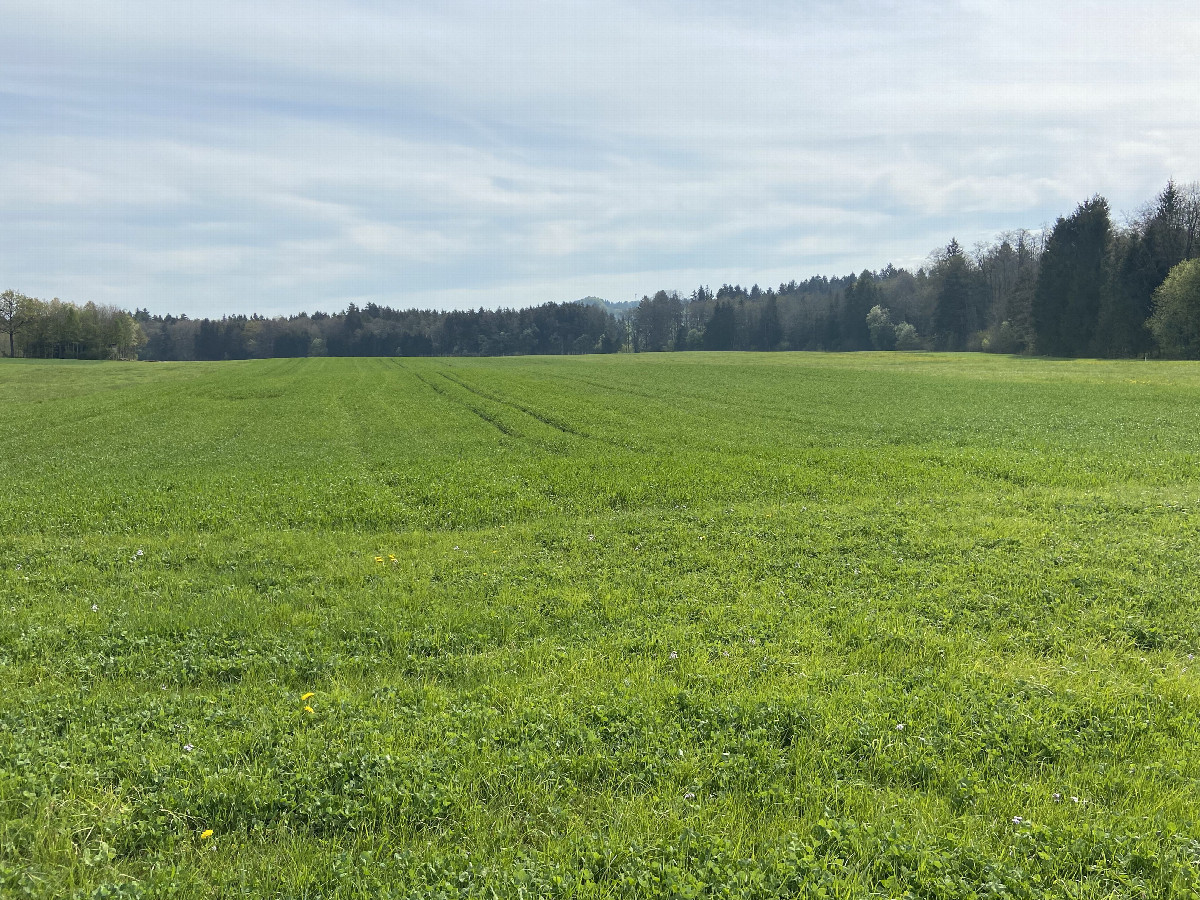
[2,1,1197,318]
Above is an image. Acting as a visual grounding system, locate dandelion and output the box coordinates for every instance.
[201,829,214,840]
[374,556,383,563]
[304,706,314,714]
[301,692,315,701]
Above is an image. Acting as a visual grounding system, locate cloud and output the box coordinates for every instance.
[1,0,1198,316]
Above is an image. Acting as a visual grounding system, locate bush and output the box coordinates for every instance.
[893,322,922,350]
[866,306,896,350]
[1148,258,1200,358]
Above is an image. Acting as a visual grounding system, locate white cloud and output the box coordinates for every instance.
[2,0,1198,316]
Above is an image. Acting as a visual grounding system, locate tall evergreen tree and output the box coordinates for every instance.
[932,239,972,350]
[754,294,782,350]
[703,302,737,350]
[840,271,876,350]
[1033,197,1111,356]
[1093,231,1157,357]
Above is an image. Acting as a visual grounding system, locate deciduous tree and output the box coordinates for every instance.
[0,289,31,357]
[1147,258,1200,358]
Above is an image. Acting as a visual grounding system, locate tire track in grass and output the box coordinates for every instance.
[538,369,768,453]
[436,364,679,455]
[553,369,819,431]
[404,365,518,438]
[436,370,593,440]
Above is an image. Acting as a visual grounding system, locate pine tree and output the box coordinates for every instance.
[1033,197,1111,356]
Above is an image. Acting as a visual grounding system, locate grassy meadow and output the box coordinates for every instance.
[3,352,1200,898]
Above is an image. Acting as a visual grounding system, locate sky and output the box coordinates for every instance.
[2,1,1198,318]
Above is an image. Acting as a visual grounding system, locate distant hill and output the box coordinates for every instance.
[577,296,639,318]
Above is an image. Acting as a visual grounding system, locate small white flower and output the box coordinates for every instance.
[183,743,194,753]
[669,650,678,659]
[747,637,757,646]
[683,792,695,801]
[587,534,595,541]
[896,723,905,731]
[1071,796,1080,804]
[1012,816,1023,825]
[91,604,99,612]
[1052,793,1062,802]
[136,549,144,557]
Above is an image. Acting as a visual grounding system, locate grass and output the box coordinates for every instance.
[2,352,1200,898]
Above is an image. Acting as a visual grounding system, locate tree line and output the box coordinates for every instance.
[628,180,1199,357]
[4,181,1199,362]
[0,291,145,360]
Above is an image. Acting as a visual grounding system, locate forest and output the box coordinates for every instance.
[3,181,1199,361]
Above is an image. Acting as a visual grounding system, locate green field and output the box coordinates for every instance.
[4,353,1200,898]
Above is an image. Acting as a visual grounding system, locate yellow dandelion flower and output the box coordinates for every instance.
[389,554,396,560]
[301,692,315,701]
[304,705,314,714]
[201,829,214,840]
[374,556,383,563]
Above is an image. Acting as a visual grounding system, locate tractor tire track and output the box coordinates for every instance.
[436,371,592,440]
[405,366,517,437]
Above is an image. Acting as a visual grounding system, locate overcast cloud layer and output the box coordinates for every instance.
[2,1,1198,317]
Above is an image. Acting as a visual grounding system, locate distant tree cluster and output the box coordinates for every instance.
[0,290,145,360]
[5,181,1199,363]
[626,181,1199,358]
[131,300,623,362]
